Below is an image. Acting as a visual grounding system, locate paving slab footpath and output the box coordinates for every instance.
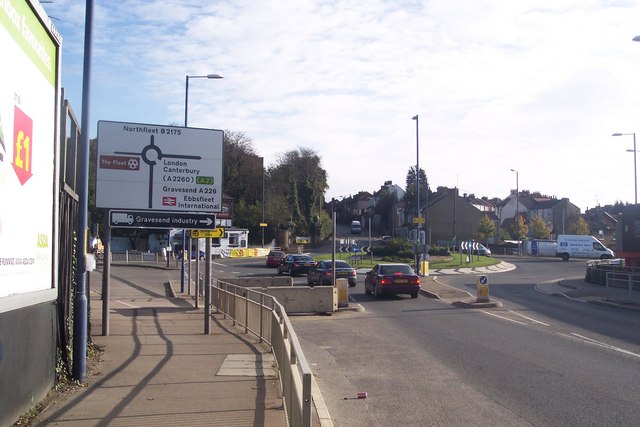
[33,265,288,427]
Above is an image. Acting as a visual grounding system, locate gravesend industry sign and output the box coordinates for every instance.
[109,210,216,230]
[96,121,223,212]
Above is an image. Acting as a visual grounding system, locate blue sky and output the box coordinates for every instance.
[42,0,640,211]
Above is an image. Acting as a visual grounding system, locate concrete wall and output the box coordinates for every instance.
[257,286,337,314]
[0,302,57,426]
[218,277,293,287]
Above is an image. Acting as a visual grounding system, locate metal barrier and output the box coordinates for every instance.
[210,280,313,427]
[605,271,640,304]
[108,251,168,264]
[585,259,628,284]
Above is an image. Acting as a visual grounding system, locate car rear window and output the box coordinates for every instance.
[294,256,313,262]
[380,265,414,275]
[269,251,284,256]
[335,261,352,268]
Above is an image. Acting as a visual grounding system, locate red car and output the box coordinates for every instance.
[266,250,286,267]
[364,263,421,299]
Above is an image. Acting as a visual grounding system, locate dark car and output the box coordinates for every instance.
[277,254,317,276]
[364,263,421,299]
[266,250,286,267]
[307,260,357,287]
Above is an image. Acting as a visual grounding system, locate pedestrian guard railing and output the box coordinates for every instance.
[210,279,313,427]
[586,260,640,304]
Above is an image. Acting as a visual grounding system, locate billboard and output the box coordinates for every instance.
[0,0,60,302]
[96,121,224,212]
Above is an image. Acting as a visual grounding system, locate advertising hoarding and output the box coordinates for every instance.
[0,0,60,302]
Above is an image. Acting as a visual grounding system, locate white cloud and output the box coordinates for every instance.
[43,0,640,211]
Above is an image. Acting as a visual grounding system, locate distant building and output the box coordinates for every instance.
[497,190,580,237]
[427,187,497,244]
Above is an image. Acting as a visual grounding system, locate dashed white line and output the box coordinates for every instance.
[481,310,528,325]
[508,310,550,326]
[557,332,640,359]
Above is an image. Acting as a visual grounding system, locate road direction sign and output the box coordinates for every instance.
[191,228,225,239]
[109,210,216,229]
[96,121,224,212]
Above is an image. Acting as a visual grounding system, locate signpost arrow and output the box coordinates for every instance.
[109,209,216,230]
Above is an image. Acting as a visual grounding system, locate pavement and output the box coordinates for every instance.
[30,259,639,426]
[33,265,289,427]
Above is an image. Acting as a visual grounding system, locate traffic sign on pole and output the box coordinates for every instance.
[191,228,224,239]
[109,209,216,229]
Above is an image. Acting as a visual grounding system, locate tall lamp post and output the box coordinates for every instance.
[412,115,420,273]
[612,132,637,204]
[182,73,223,292]
[510,169,520,255]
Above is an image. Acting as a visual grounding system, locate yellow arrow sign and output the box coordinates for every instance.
[191,228,224,239]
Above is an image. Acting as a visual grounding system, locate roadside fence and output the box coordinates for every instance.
[210,280,313,427]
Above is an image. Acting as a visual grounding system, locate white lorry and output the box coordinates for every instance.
[556,234,614,261]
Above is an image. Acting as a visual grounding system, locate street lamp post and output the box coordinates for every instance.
[182,73,223,293]
[185,74,224,127]
[412,115,420,273]
[510,169,520,255]
[612,133,637,204]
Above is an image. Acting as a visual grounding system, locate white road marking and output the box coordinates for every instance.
[556,332,640,359]
[508,310,550,326]
[482,310,528,325]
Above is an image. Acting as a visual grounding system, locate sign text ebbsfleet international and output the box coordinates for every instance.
[96,121,223,212]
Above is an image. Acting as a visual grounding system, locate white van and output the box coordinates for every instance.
[556,235,614,261]
[351,220,362,234]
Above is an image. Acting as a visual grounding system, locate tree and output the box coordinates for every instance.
[373,188,397,234]
[267,148,328,241]
[569,217,590,235]
[511,215,528,240]
[476,214,495,244]
[403,166,430,222]
[529,216,552,239]
[223,131,262,204]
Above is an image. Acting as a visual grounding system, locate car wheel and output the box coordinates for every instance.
[277,267,283,276]
[364,282,371,295]
[411,292,418,299]
[561,253,569,261]
[374,284,381,299]
[307,275,313,285]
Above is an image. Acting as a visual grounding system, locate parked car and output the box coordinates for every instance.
[307,260,357,287]
[364,263,421,299]
[277,254,317,276]
[266,250,286,267]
